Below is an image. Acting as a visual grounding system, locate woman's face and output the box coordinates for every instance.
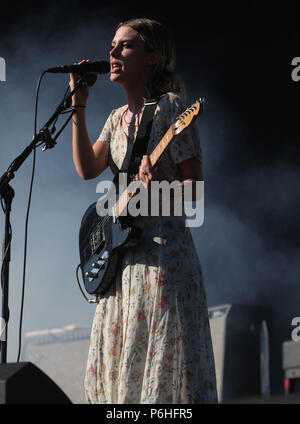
[110,25,155,88]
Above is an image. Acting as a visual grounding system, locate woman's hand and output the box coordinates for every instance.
[139,155,156,189]
[69,59,90,106]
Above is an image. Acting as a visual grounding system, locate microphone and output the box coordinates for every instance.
[46,61,110,74]
[45,61,110,87]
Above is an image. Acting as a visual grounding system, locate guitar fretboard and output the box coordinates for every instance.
[148,125,175,168]
[114,125,176,219]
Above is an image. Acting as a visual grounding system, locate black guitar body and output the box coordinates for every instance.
[79,202,141,295]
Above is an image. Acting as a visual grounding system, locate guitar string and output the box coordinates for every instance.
[92,173,143,239]
[92,181,134,239]
[91,179,136,249]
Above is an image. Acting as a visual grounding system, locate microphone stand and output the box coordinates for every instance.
[0,75,88,363]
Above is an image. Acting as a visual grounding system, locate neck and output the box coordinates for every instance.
[124,81,149,114]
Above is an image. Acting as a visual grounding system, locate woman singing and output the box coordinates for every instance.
[70,18,217,404]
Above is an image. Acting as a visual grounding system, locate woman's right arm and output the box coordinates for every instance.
[70,59,109,180]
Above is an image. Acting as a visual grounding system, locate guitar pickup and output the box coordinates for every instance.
[90,227,105,254]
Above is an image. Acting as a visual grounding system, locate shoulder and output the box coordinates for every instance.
[155,92,186,123]
[105,105,127,128]
[97,105,126,143]
[158,92,185,108]
[157,92,186,114]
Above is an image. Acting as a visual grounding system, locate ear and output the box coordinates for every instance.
[147,51,160,66]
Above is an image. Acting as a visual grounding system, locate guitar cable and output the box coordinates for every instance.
[75,264,97,303]
[16,71,45,363]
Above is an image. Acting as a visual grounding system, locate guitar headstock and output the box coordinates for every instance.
[174,98,204,135]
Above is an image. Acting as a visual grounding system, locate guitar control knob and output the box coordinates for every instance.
[85,271,98,279]
[92,262,101,269]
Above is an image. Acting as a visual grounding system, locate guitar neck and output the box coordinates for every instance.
[114,125,176,219]
[148,125,175,168]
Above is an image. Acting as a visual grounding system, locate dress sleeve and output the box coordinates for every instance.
[95,110,116,145]
[166,94,202,165]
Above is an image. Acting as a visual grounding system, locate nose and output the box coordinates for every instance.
[110,44,120,59]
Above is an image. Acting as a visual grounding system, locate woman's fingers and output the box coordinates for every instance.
[141,155,151,174]
[139,155,154,188]
[69,59,90,105]
[69,59,90,82]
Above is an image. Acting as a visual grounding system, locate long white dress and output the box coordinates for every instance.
[84,92,218,404]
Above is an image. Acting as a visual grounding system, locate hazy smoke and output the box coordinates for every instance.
[0,5,298,395]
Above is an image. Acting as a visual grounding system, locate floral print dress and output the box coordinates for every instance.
[84,92,218,404]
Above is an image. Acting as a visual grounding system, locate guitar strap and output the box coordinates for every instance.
[112,97,159,187]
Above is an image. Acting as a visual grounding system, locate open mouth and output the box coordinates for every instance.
[111,63,122,72]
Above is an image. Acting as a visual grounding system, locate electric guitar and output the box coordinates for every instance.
[79,99,204,296]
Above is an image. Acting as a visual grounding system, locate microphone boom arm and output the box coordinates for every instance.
[1,75,86,194]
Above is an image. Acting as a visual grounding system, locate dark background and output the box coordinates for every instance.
[0,0,299,397]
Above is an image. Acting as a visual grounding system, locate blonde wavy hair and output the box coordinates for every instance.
[116,18,185,99]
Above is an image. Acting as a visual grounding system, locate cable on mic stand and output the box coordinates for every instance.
[0,70,99,363]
